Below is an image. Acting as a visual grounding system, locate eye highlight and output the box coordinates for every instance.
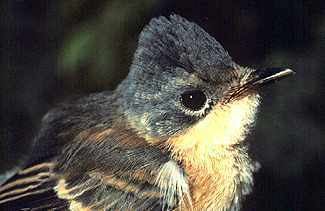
[180,89,207,111]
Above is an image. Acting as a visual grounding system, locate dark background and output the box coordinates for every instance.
[1,0,325,210]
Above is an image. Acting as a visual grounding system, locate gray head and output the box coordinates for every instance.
[116,15,293,144]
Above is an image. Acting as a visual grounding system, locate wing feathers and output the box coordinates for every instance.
[0,162,54,202]
[54,126,188,210]
[0,124,190,210]
[0,162,68,210]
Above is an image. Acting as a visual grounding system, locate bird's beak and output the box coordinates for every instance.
[224,67,295,103]
[251,67,295,87]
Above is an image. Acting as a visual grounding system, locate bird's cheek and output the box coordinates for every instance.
[167,94,260,155]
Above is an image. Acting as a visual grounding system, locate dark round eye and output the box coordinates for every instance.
[180,89,207,111]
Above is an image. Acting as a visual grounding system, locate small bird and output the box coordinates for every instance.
[0,15,294,211]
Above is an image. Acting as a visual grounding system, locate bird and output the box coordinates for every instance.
[0,14,294,211]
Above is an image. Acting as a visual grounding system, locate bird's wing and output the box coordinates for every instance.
[0,125,189,211]
[0,162,69,210]
[54,125,189,211]
[55,169,165,210]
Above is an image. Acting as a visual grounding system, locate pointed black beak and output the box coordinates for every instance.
[224,67,295,103]
[252,67,295,87]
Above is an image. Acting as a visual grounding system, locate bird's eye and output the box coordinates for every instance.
[180,89,207,111]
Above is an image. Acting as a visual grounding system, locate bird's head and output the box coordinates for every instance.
[116,15,293,154]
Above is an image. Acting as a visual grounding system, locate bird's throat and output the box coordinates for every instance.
[167,94,260,210]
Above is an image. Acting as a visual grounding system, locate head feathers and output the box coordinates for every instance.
[134,15,234,74]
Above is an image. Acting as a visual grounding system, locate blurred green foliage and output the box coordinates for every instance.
[59,0,157,91]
